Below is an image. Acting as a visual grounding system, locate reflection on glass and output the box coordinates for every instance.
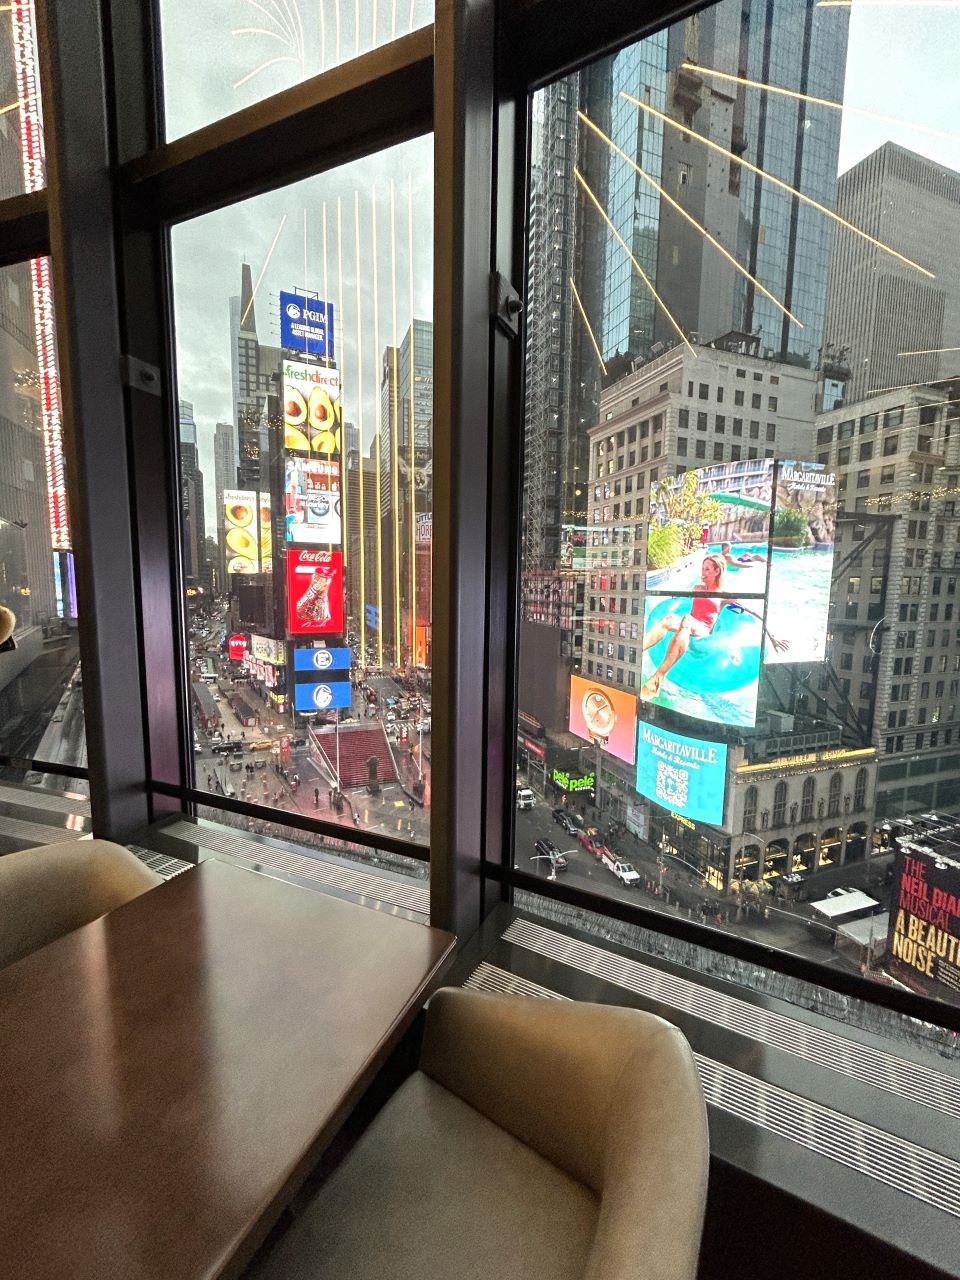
[171,136,432,848]
[0,259,83,768]
[159,0,434,141]
[517,0,960,1011]
[0,0,45,199]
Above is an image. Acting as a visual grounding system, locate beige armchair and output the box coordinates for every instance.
[0,838,163,970]
[247,987,709,1280]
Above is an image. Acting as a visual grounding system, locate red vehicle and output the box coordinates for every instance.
[577,830,610,860]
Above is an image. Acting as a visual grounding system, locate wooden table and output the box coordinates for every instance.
[0,859,454,1279]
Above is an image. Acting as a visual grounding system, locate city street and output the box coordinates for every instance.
[515,790,859,969]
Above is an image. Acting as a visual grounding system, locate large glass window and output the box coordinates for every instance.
[170,135,433,848]
[0,258,84,773]
[516,0,960,1011]
[0,0,45,200]
[159,0,434,140]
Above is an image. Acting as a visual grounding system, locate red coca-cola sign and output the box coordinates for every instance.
[286,549,344,636]
[228,633,248,661]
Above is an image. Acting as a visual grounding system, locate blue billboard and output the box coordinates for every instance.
[294,680,352,712]
[280,291,335,357]
[294,646,351,672]
[635,723,727,826]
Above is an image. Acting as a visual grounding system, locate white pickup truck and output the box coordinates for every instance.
[601,852,641,888]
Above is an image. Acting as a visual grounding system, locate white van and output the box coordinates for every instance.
[516,787,536,811]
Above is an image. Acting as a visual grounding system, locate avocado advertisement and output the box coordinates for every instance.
[283,360,342,456]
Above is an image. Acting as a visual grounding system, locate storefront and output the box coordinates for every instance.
[650,809,731,891]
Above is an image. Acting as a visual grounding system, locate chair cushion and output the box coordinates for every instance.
[247,1070,600,1280]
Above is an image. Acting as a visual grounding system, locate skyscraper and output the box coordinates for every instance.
[213,419,237,590]
[178,398,206,587]
[824,143,960,403]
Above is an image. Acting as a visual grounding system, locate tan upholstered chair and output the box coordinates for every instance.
[0,838,163,970]
[248,987,709,1280]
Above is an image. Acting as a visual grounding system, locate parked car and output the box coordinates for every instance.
[551,808,578,835]
[577,830,610,859]
[533,838,568,872]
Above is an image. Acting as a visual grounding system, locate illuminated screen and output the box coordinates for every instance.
[886,846,960,1007]
[635,723,727,826]
[223,490,260,574]
[764,461,837,665]
[293,680,352,712]
[639,594,763,729]
[568,674,637,765]
[285,457,342,546]
[286,549,344,636]
[647,461,774,597]
[282,360,342,455]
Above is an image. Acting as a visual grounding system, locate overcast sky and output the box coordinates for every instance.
[161,1,960,531]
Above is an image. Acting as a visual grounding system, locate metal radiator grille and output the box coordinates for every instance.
[503,917,960,1120]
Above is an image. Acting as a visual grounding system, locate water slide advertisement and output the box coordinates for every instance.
[764,460,837,665]
[294,680,352,713]
[639,594,763,729]
[285,457,342,546]
[280,291,335,358]
[635,723,727,827]
[646,462,774,596]
[886,846,960,1007]
[283,360,342,455]
[568,675,637,766]
[286,549,344,636]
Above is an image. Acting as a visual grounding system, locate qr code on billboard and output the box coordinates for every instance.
[656,761,688,809]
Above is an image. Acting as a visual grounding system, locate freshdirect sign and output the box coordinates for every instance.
[294,646,351,672]
[286,549,344,636]
[280,291,334,357]
[228,633,248,662]
[293,680,352,712]
[635,723,727,826]
[552,769,595,793]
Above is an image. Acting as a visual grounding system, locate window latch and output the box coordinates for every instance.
[492,271,523,339]
[121,354,161,397]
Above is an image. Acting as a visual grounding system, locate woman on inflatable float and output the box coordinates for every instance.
[641,553,789,701]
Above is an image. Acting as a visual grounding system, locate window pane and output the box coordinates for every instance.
[0,0,46,198]
[171,136,432,850]
[0,258,84,769]
[517,1,960,1017]
[158,0,434,141]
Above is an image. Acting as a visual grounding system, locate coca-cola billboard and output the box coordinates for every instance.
[286,548,344,636]
[228,633,248,662]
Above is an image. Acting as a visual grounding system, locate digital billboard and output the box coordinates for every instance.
[294,679,352,713]
[258,493,272,573]
[284,457,341,546]
[283,361,342,455]
[228,633,247,662]
[250,634,285,665]
[287,549,344,636]
[223,490,260,574]
[294,646,351,672]
[886,846,960,1007]
[639,594,765,729]
[764,461,837,665]
[647,461,773,596]
[568,675,637,765]
[635,723,727,827]
[280,291,334,357]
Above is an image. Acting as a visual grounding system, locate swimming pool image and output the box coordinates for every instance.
[646,545,769,596]
[764,545,833,664]
[639,595,763,729]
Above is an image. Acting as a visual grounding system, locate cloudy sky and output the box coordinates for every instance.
[159,1,960,531]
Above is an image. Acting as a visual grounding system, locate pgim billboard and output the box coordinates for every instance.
[283,360,342,455]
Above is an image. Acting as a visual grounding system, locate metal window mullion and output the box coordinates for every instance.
[0,190,49,269]
[34,0,150,838]
[123,27,435,226]
[431,0,498,937]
